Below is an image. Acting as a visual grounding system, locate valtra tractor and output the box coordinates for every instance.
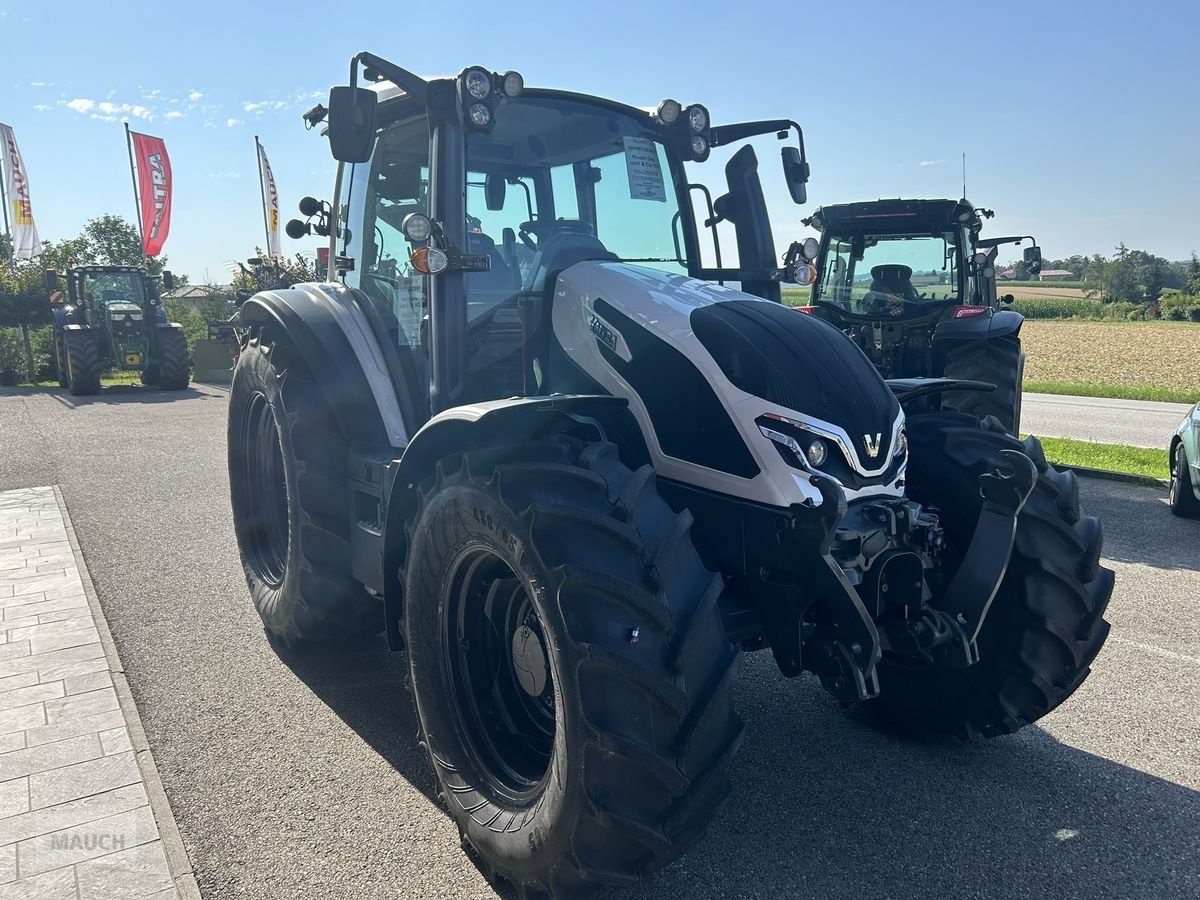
[226,54,1112,899]
[797,198,1042,433]
[46,263,189,395]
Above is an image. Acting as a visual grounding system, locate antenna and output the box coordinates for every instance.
[961,153,967,200]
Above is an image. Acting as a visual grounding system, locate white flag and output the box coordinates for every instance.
[257,139,281,259]
[0,123,41,259]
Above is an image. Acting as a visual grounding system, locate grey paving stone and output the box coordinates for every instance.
[0,595,87,623]
[44,688,118,725]
[0,612,41,632]
[6,573,82,600]
[17,803,160,878]
[25,710,125,749]
[0,865,76,899]
[27,750,139,810]
[36,658,108,685]
[0,844,13,884]
[75,840,173,899]
[26,628,98,658]
[0,777,29,818]
[0,702,47,736]
[0,644,104,681]
[0,681,64,713]
[36,609,91,625]
[63,672,110,697]
[0,733,25,754]
[6,619,95,645]
[97,727,131,757]
[0,734,101,782]
[0,644,31,665]
[0,672,39,694]
[0,783,147,846]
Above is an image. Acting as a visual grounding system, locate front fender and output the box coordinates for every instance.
[932,308,1024,342]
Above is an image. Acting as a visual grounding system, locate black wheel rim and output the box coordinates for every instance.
[240,392,289,587]
[1170,445,1182,505]
[442,546,555,805]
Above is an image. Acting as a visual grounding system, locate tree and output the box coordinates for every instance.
[0,258,52,379]
[231,251,321,294]
[1187,254,1200,297]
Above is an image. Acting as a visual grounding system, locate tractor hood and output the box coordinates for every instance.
[551,262,905,508]
[105,303,143,317]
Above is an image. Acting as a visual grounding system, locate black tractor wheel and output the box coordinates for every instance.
[64,329,102,396]
[53,330,69,388]
[404,439,743,898]
[227,334,380,643]
[140,364,161,386]
[868,412,1113,738]
[1169,441,1200,518]
[155,327,190,390]
[941,335,1024,433]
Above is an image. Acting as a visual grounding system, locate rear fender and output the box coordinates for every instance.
[239,283,408,448]
[379,395,642,650]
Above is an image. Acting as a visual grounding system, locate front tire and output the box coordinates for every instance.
[53,330,69,388]
[1169,441,1200,518]
[155,327,190,390]
[64,329,101,396]
[870,412,1114,738]
[227,334,379,643]
[941,335,1024,433]
[404,439,742,898]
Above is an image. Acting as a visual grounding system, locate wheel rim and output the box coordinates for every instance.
[442,546,556,805]
[239,392,289,587]
[1171,445,1183,505]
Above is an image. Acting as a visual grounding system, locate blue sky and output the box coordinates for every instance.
[2,0,1197,281]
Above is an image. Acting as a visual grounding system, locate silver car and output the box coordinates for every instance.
[1169,402,1200,517]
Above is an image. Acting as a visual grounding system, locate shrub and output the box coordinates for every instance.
[1188,307,1200,323]
[1166,306,1189,321]
[1127,308,1145,321]
[1102,301,1137,320]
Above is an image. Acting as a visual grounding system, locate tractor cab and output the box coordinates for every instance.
[297,54,813,419]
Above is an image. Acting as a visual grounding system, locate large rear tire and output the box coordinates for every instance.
[941,335,1024,433]
[155,327,190,390]
[869,412,1113,738]
[404,439,743,899]
[227,334,379,643]
[53,329,69,388]
[64,329,102,396]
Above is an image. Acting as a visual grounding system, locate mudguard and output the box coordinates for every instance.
[932,308,1024,342]
[239,283,413,448]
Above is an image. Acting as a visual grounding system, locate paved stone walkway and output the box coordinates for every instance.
[0,487,187,899]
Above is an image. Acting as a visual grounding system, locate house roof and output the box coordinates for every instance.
[1039,270,1076,277]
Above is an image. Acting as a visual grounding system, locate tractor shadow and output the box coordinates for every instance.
[1079,477,1200,572]
[41,384,219,407]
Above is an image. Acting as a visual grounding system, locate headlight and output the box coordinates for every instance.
[686,104,709,133]
[401,213,433,243]
[501,70,524,98]
[468,102,492,128]
[411,246,448,275]
[806,439,828,468]
[656,99,681,124]
[802,237,819,260]
[894,428,907,457]
[464,68,492,100]
[691,134,709,159]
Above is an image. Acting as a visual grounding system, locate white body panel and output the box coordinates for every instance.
[551,262,905,508]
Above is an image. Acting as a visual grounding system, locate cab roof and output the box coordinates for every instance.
[807,198,977,235]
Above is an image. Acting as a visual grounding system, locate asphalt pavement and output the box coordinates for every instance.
[0,382,1197,900]
[1022,392,1192,449]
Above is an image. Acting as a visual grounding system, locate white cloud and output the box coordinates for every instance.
[33,104,50,112]
[226,117,243,127]
[64,98,95,113]
[919,159,947,167]
[189,90,203,101]
[208,171,242,179]
[94,101,152,120]
[165,110,183,120]
[243,99,288,113]
[29,80,52,87]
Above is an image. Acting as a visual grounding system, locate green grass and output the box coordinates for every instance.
[1024,380,1197,404]
[1030,435,1169,479]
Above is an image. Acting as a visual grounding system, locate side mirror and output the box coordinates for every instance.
[327,86,378,163]
[162,270,175,291]
[1023,245,1043,275]
[44,270,58,292]
[781,146,809,205]
[484,173,506,211]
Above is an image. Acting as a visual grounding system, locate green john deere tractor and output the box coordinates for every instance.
[46,264,190,396]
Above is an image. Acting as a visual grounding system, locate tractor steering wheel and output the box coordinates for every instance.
[518,221,542,252]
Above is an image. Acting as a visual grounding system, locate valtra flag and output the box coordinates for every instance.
[131,131,172,257]
[0,122,42,259]
[257,140,281,259]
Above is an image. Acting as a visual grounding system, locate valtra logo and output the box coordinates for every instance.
[147,152,169,239]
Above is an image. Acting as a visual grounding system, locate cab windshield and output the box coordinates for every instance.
[815,233,960,315]
[81,272,146,306]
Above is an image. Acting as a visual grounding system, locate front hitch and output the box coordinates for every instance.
[936,449,1038,654]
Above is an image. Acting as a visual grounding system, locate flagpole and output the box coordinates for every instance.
[0,125,11,245]
[254,136,272,258]
[125,122,145,254]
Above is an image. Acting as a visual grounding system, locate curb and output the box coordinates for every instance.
[54,486,204,900]
[1059,463,1168,489]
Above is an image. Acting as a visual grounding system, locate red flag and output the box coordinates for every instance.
[131,131,172,256]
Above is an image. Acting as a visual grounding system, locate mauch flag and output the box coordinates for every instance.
[131,131,172,257]
[0,123,41,259]
[257,139,281,259]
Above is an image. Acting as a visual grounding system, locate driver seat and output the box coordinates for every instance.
[528,220,616,292]
[866,264,919,302]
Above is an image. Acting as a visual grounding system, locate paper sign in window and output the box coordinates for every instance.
[623,136,666,202]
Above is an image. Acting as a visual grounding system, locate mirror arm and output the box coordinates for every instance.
[352,51,430,104]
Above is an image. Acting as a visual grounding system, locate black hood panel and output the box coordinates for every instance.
[691,300,900,462]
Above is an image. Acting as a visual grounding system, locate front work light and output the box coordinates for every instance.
[464,68,492,100]
[401,213,433,243]
[656,99,681,124]
[686,104,709,133]
[468,103,492,128]
[501,71,524,98]
[411,246,448,275]
[802,237,819,260]
[691,134,709,160]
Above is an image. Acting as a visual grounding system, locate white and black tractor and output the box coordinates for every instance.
[798,198,1043,433]
[227,53,1113,899]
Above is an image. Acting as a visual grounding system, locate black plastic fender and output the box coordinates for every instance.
[931,307,1024,342]
[379,394,644,650]
[239,286,397,447]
